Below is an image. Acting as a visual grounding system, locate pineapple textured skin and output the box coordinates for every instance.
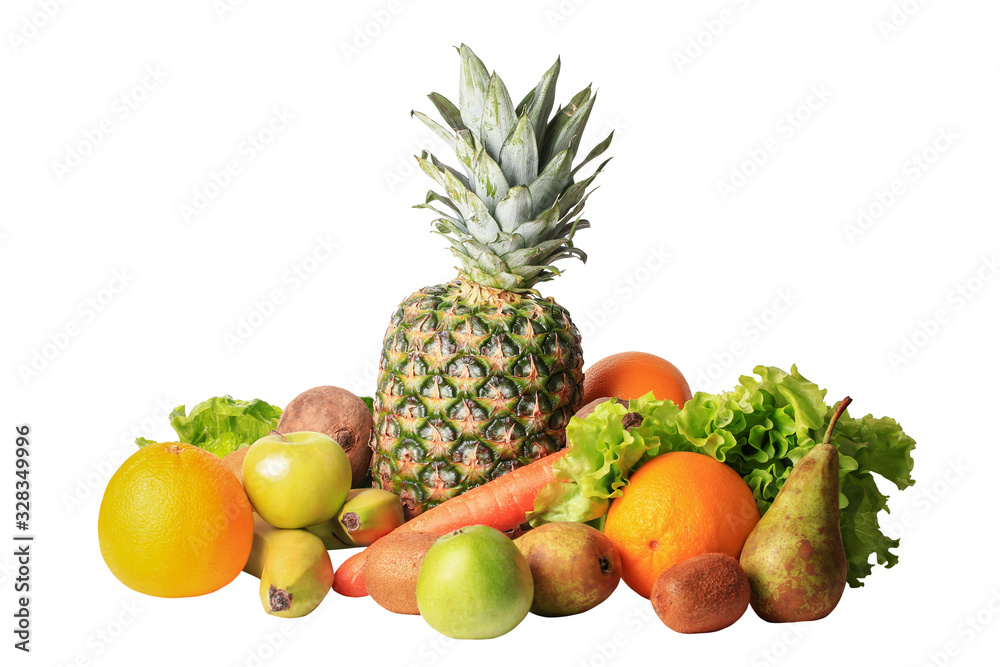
[371,45,610,517]
[372,281,583,518]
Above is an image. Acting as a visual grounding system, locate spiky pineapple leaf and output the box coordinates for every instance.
[412,45,613,292]
[499,113,539,187]
[508,264,549,281]
[458,44,490,136]
[471,148,509,212]
[416,154,448,188]
[453,132,508,210]
[428,92,464,130]
[422,190,463,218]
[528,147,574,215]
[432,218,467,240]
[442,185,500,245]
[506,233,526,253]
[433,228,473,256]
[553,217,590,241]
[542,87,595,166]
[418,155,500,243]
[415,203,464,230]
[464,263,518,289]
[454,129,477,173]
[571,132,614,177]
[482,72,516,161]
[558,157,610,213]
[514,205,561,247]
[465,242,493,263]
[494,185,533,233]
[421,151,473,192]
[557,191,594,228]
[411,111,457,150]
[544,246,588,264]
[490,231,528,255]
[460,238,504,268]
[516,56,560,146]
[502,236,567,267]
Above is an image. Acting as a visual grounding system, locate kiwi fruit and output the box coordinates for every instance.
[221,447,250,485]
[651,553,750,634]
[276,386,373,486]
[364,532,439,615]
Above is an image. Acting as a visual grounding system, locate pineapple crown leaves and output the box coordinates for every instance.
[411,44,612,293]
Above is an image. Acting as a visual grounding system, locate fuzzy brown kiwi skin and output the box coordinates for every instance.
[276,386,374,487]
[364,532,439,615]
[651,553,751,634]
[221,447,249,485]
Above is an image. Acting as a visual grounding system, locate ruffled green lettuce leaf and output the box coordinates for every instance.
[135,395,282,458]
[528,364,916,587]
[528,398,686,524]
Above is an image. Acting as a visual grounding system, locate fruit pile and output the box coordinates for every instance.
[98,45,916,638]
[100,388,406,618]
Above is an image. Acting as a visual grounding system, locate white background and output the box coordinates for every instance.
[3,1,999,666]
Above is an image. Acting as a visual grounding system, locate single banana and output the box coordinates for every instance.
[244,514,334,618]
[329,488,404,547]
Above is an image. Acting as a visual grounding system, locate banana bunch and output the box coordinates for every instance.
[243,489,404,617]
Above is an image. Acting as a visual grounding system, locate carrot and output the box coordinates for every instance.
[333,450,565,598]
[332,550,368,597]
[394,449,565,536]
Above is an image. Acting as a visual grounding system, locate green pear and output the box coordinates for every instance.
[740,397,851,623]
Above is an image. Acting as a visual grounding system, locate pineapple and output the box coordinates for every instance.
[372,45,612,518]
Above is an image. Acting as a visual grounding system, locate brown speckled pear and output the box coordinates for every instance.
[740,397,852,623]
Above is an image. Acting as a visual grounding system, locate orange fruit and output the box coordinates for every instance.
[603,451,759,599]
[583,351,693,407]
[98,442,253,598]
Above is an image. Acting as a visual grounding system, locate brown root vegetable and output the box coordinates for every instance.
[277,386,373,486]
[651,553,750,634]
[575,397,627,421]
[221,447,250,485]
[364,532,438,615]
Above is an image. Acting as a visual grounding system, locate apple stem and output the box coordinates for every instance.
[270,430,290,443]
[823,396,852,445]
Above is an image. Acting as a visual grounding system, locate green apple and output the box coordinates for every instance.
[416,525,533,639]
[242,431,351,529]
